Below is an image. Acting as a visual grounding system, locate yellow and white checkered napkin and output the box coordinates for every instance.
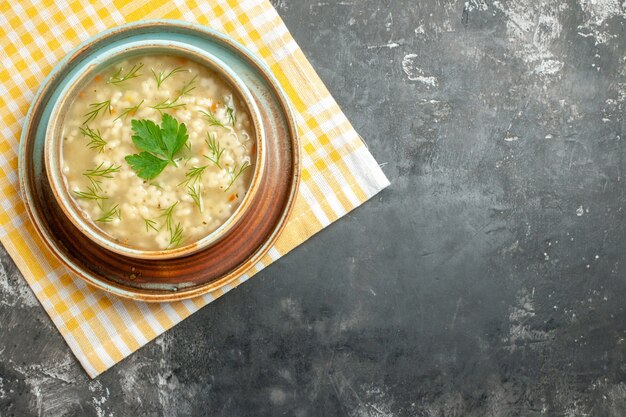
[0,0,389,377]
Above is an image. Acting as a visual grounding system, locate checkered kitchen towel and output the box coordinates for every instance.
[0,0,389,377]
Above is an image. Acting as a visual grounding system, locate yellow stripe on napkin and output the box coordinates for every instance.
[0,0,389,377]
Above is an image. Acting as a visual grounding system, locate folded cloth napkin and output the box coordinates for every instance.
[0,0,389,377]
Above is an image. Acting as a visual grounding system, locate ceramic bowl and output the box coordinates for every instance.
[18,20,300,301]
[44,41,266,260]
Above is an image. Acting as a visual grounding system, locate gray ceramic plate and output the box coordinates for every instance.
[19,20,300,302]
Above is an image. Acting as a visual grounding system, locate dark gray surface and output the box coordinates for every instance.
[1,1,625,416]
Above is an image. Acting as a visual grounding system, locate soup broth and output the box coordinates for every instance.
[61,55,256,250]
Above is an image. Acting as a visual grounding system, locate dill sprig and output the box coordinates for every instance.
[151,66,186,88]
[204,133,224,168]
[167,223,184,249]
[180,165,207,187]
[108,63,143,84]
[74,186,107,201]
[96,204,121,223]
[187,184,203,212]
[151,97,186,113]
[84,162,120,177]
[144,218,159,232]
[114,99,144,121]
[79,126,107,152]
[178,74,198,98]
[226,105,236,125]
[159,203,184,248]
[83,162,121,191]
[82,100,111,125]
[225,161,251,191]
[199,108,228,129]
[158,201,178,232]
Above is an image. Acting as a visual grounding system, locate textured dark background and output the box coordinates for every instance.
[1,1,625,416]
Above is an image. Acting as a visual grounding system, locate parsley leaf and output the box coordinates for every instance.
[161,113,188,158]
[130,119,166,157]
[125,152,170,180]
[125,114,189,179]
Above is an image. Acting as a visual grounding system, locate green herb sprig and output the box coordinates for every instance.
[225,161,251,191]
[204,133,224,168]
[178,132,225,191]
[178,74,197,97]
[108,63,143,84]
[156,202,184,248]
[96,204,121,223]
[79,126,107,153]
[144,218,159,232]
[114,99,144,121]
[158,202,178,233]
[187,184,203,212]
[83,162,121,191]
[149,73,197,113]
[151,67,186,88]
[199,108,227,129]
[124,114,189,180]
[74,186,107,201]
[168,223,184,249]
[226,105,236,125]
[151,97,186,113]
[180,165,207,187]
[143,203,185,247]
[83,100,111,125]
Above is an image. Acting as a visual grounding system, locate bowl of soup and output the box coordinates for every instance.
[44,41,265,259]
